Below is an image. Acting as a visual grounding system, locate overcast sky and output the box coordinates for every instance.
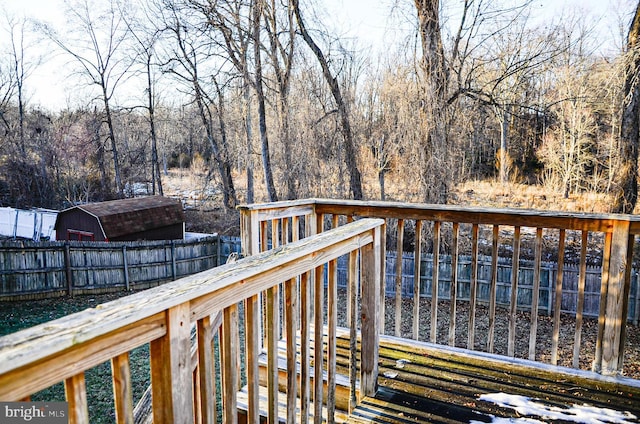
[1,0,636,111]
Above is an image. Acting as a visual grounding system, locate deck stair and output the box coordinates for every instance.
[237,335,356,423]
[239,328,640,423]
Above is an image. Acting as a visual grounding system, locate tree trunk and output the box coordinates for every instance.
[243,82,255,204]
[266,0,297,200]
[292,0,363,200]
[377,135,387,201]
[612,2,640,214]
[498,104,511,185]
[253,0,278,202]
[93,107,110,199]
[194,85,237,210]
[102,82,122,198]
[414,0,450,204]
[415,0,447,103]
[212,79,238,208]
[146,56,163,196]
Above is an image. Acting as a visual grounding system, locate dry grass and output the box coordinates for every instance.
[163,168,626,236]
[451,180,616,213]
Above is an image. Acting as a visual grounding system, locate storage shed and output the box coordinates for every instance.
[55,196,185,242]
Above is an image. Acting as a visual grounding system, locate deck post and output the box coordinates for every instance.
[594,220,633,375]
[361,225,382,398]
[240,209,260,257]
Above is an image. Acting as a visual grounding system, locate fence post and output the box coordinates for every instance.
[594,220,633,375]
[633,268,640,326]
[64,242,73,297]
[170,241,177,281]
[122,245,130,291]
[216,235,221,267]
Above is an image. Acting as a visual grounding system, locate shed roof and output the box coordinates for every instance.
[60,196,184,239]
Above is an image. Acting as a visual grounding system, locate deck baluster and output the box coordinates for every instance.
[449,222,460,347]
[507,226,521,357]
[488,225,499,353]
[413,220,423,340]
[430,221,441,343]
[551,229,566,365]
[300,271,312,424]
[468,224,479,350]
[573,230,589,369]
[65,373,89,424]
[111,352,133,424]
[349,248,359,411]
[395,219,404,337]
[528,228,543,361]
[221,305,239,424]
[285,277,298,423]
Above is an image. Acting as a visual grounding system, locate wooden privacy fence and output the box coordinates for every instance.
[371,251,640,323]
[240,199,640,377]
[0,236,241,300]
[0,218,384,424]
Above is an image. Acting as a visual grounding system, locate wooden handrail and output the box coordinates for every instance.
[0,217,384,424]
[239,198,640,232]
[240,199,640,377]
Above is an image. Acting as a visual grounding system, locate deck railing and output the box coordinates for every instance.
[0,217,384,424]
[239,198,640,377]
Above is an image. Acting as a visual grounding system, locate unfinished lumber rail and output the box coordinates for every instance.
[0,217,384,424]
[240,199,640,377]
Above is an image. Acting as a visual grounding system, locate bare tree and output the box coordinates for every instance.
[188,0,281,202]
[292,0,364,200]
[4,13,34,158]
[126,0,164,196]
[40,0,135,198]
[413,0,449,203]
[159,0,238,209]
[612,2,640,213]
[0,14,18,150]
[264,0,296,200]
[252,0,278,202]
[538,64,597,197]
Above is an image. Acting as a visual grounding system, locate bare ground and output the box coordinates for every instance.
[335,291,640,379]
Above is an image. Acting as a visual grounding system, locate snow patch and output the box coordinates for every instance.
[476,393,637,424]
[395,358,411,368]
[471,417,544,424]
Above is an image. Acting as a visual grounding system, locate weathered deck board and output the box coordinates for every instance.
[369,334,640,422]
[240,328,640,423]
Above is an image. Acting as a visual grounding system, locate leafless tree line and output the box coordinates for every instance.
[0,0,638,213]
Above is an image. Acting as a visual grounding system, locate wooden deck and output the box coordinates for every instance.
[239,328,640,423]
[4,199,640,424]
